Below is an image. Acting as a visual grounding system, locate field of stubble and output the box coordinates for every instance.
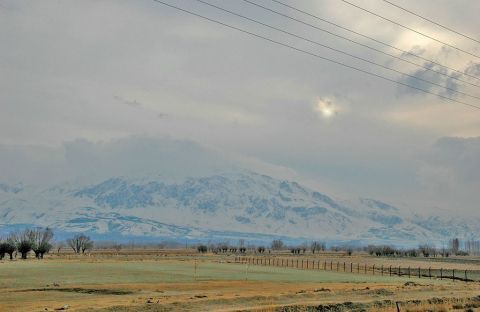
[0,249,479,312]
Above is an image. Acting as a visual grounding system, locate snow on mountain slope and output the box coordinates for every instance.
[0,173,477,245]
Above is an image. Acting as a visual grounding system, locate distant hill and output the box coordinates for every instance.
[1,172,477,246]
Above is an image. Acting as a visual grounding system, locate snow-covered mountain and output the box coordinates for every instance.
[0,172,478,246]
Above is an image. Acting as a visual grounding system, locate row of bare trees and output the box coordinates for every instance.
[0,229,94,260]
[196,238,478,258]
[366,238,477,258]
[196,239,329,255]
[0,228,54,259]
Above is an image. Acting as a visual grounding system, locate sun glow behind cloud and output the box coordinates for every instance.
[314,98,338,119]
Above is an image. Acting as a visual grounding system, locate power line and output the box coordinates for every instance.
[380,0,480,45]
[151,0,480,111]
[195,0,480,101]
[268,0,480,83]
[246,3,480,91]
[339,0,480,60]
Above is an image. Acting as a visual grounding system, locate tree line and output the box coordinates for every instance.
[196,237,478,257]
[0,228,94,260]
[196,239,328,254]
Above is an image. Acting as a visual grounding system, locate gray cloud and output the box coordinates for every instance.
[464,62,480,76]
[416,137,480,214]
[1,0,480,215]
[398,59,463,98]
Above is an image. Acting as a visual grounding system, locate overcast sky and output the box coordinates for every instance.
[1,0,479,214]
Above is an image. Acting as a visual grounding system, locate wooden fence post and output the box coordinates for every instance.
[465,270,467,282]
[343,262,346,272]
[373,264,375,275]
[381,265,384,276]
[351,263,353,273]
[418,267,421,278]
[429,267,431,279]
[389,265,392,276]
[440,268,443,280]
[408,266,411,278]
[453,269,455,282]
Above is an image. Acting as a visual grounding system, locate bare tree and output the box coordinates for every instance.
[67,234,94,254]
[32,227,54,259]
[16,229,35,259]
[310,241,325,254]
[271,239,284,250]
[418,244,436,258]
[300,242,308,254]
[55,241,65,253]
[238,239,245,249]
[450,238,460,254]
[0,239,8,260]
[3,236,16,260]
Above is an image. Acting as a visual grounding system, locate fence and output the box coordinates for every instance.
[233,256,479,282]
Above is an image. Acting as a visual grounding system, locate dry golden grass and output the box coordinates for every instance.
[0,251,479,311]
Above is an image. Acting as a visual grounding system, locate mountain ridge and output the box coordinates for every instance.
[0,172,478,246]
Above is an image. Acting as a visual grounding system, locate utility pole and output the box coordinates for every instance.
[194,258,198,281]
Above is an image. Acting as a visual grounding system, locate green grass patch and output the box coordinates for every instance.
[0,259,423,289]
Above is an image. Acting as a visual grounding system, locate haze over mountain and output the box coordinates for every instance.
[0,136,478,246]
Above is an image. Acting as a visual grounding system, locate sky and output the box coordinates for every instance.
[1,0,480,215]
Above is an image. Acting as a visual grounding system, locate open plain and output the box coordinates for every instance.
[1,249,479,312]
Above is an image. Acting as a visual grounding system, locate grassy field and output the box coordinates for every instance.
[0,252,479,311]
